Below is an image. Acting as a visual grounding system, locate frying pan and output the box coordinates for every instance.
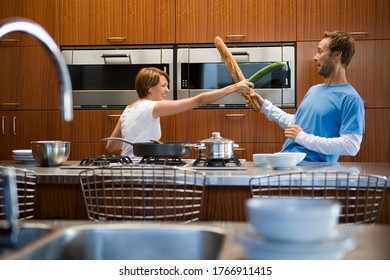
[102,137,193,158]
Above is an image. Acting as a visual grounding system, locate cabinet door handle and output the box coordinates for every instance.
[225,34,246,40]
[0,38,19,43]
[12,116,16,136]
[1,116,5,135]
[0,103,20,107]
[107,114,121,118]
[348,32,368,37]
[225,114,246,118]
[107,37,127,42]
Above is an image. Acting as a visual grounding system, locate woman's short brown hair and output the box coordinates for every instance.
[324,31,356,67]
[135,67,170,99]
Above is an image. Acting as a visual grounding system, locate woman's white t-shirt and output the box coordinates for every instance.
[120,100,161,159]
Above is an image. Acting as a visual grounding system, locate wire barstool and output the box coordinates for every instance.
[249,171,387,224]
[79,165,206,223]
[0,167,37,220]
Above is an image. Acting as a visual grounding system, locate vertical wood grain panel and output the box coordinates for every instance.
[176,0,296,43]
[297,0,390,40]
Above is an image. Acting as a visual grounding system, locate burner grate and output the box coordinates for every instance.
[80,155,132,166]
[139,157,186,166]
[193,156,241,167]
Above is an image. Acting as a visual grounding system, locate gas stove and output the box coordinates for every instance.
[61,155,246,170]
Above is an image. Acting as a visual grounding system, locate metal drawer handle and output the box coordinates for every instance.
[107,114,121,118]
[107,37,127,41]
[12,116,16,136]
[225,34,246,39]
[2,116,5,135]
[225,114,246,117]
[0,38,19,43]
[0,103,20,107]
[348,32,368,36]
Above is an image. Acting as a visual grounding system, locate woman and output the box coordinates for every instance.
[106,67,253,159]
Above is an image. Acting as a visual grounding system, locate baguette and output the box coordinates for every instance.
[214,36,261,112]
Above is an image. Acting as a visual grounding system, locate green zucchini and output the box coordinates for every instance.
[247,61,286,83]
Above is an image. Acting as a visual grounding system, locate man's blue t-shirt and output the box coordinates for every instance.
[281,84,365,162]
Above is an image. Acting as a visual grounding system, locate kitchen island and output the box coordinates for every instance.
[1,161,389,223]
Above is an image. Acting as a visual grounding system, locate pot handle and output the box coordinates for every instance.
[186,143,206,150]
[101,137,134,146]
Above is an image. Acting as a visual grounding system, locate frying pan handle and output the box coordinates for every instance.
[101,137,134,146]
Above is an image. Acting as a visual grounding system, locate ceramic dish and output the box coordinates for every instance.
[236,227,356,260]
[12,149,33,156]
[267,152,306,170]
[12,155,37,163]
[252,154,272,167]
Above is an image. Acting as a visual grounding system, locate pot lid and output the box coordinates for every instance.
[200,132,234,143]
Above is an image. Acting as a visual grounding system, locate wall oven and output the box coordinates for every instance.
[177,44,295,108]
[62,46,174,109]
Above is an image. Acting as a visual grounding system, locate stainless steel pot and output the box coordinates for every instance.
[198,132,236,159]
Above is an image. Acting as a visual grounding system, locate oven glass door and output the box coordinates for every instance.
[69,64,170,91]
[180,62,290,90]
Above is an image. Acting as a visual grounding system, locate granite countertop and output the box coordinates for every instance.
[1,160,390,186]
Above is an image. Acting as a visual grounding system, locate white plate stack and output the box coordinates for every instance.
[238,197,358,260]
[12,149,36,163]
[235,227,357,260]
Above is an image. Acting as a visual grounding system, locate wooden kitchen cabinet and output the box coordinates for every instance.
[0,47,21,108]
[176,0,296,44]
[0,46,60,110]
[340,109,390,163]
[0,111,19,160]
[59,0,175,46]
[60,110,122,159]
[297,0,390,41]
[0,0,59,46]
[60,110,122,143]
[0,111,62,160]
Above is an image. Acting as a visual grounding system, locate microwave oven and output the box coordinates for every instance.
[177,44,295,108]
[62,46,174,109]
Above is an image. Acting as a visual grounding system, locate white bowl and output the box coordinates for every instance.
[252,154,272,166]
[267,153,298,169]
[268,152,306,169]
[275,152,306,164]
[246,197,341,243]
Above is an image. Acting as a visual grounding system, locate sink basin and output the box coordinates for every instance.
[6,224,225,260]
[0,223,54,258]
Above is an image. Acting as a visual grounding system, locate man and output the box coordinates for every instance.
[250,31,364,162]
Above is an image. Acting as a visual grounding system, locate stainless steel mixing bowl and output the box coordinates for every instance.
[31,141,70,167]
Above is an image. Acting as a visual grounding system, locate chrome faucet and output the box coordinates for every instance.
[0,17,73,121]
